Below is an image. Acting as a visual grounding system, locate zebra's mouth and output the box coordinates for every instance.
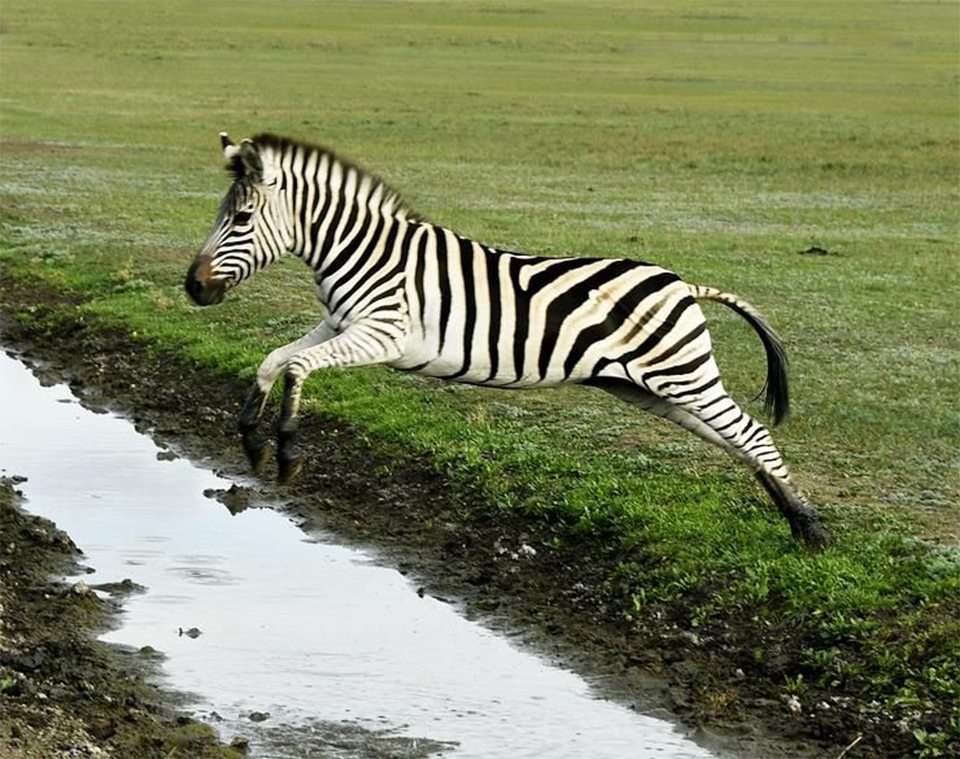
[185,259,228,306]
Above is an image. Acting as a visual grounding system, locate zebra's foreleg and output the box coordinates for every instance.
[238,384,271,472]
[239,321,336,474]
[273,324,405,484]
[276,370,306,483]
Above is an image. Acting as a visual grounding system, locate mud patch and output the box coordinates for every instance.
[226,719,456,758]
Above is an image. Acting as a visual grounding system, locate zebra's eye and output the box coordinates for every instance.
[234,211,253,225]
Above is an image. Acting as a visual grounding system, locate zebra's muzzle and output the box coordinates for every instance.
[185,257,227,306]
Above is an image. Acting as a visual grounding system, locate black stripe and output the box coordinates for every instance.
[321,199,364,275]
[484,248,502,382]
[613,296,697,368]
[308,182,335,265]
[353,225,412,309]
[325,215,385,306]
[525,256,599,294]
[709,409,744,432]
[662,373,721,400]
[444,237,477,379]
[563,270,679,378]
[413,228,428,337]
[288,150,301,250]
[643,351,713,387]
[509,257,531,382]
[648,321,706,366]
[397,362,431,373]
[339,221,401,308]
[436,231,451,354]
[538,259,638,380]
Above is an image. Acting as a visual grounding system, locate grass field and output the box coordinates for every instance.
[2,1,958,754]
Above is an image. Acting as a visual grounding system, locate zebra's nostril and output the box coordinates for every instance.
[185,261,208,303]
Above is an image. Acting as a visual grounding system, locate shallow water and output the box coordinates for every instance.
[0,349,717,758]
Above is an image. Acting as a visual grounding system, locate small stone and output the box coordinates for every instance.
[248,711,270,722]
[519,543,537,557]
[678,630,701,647]
[71,580,92,596]
[785,694,802,714]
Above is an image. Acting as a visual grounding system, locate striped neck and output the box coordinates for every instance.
[253,134,415,269]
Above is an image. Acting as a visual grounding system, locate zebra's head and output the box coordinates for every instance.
[186,133,288,306]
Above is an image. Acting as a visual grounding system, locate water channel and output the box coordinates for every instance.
[0,348,718,758]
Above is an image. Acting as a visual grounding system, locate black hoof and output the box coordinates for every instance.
[789,513,829,552]
[241,433,271,474]
[246,442,272,474]
[277,454,303,484]
[802,521,830,552]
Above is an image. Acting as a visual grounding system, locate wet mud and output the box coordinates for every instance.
[0,274,907,758]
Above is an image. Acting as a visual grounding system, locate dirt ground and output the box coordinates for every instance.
[0,274,919,758]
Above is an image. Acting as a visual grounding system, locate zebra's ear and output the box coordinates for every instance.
[220,132,239,160]
[238,139,264,183]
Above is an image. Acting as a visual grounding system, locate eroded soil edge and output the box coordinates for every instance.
[0,274,899,758]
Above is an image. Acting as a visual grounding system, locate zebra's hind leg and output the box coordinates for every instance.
[753,470,828,549]
[589,378,828,549]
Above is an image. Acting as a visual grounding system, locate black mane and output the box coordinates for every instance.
[245,133,418,220]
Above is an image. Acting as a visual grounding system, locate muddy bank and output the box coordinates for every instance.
[0,274,911,758]
[0,477,245,758]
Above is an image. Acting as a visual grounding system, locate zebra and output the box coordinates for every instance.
[185,132,828,549]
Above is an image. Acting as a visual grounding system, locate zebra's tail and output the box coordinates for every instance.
[690,284,790,425]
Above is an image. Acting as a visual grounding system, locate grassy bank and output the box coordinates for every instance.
[2,1,958,754]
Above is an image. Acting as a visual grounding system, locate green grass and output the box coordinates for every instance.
[2,0,959,751]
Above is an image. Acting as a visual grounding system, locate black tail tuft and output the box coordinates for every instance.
[695,288,790,425]
[757,323,790,425]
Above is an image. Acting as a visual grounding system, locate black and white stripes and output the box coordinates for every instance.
[186,132,827,547]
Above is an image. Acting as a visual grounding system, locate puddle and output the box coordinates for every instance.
[0,349,718,758]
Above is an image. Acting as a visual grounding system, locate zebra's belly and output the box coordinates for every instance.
[390,351,595,389]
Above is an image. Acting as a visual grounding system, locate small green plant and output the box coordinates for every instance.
[784,673,808,695]
[913,727,950,758]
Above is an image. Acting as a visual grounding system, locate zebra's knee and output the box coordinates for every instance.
[256,350,288,393]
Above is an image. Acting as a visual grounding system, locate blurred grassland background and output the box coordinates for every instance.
[1,1,959,745]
